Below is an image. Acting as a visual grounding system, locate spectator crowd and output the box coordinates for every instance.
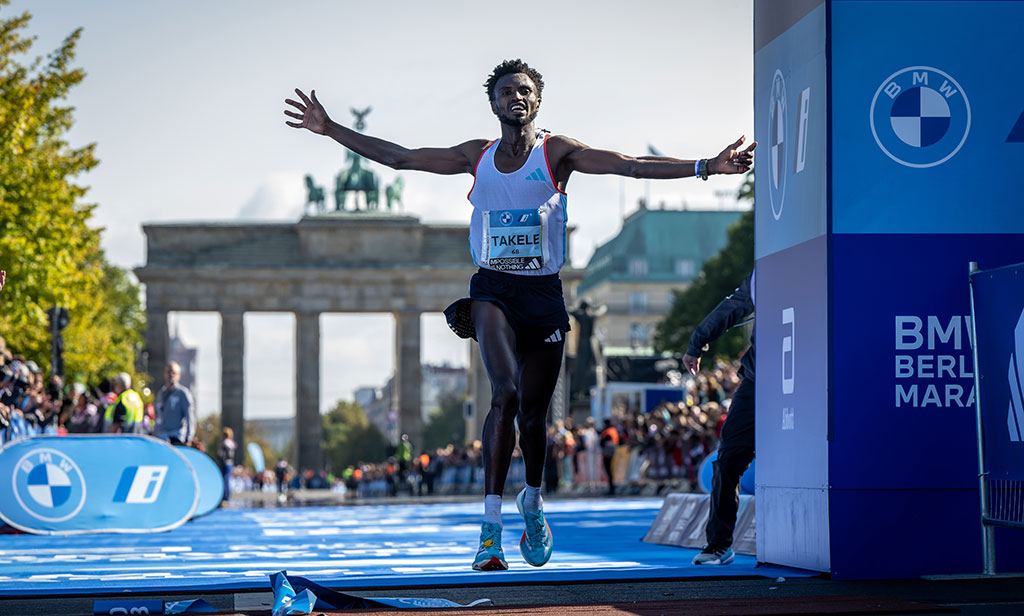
[3,320,743,504]
[228,357,745,501]
[1,339,190,444]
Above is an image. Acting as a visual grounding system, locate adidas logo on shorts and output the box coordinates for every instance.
[544,330,563,343]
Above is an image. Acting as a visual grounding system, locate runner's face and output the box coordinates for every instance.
[492,73,540,127]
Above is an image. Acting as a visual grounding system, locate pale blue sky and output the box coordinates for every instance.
[9,0,753,418]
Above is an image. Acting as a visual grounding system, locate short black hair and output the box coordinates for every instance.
[484,59,544,101]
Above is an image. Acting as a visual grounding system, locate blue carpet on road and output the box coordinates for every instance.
[0,498,816,596]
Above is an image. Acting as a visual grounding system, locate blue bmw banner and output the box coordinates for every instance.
[0,435,199,534]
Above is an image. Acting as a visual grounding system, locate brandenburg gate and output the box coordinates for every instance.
[135,213,577,471]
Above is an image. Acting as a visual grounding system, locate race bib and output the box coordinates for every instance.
[482,209,547,271]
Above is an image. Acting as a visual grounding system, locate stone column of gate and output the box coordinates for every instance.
[393,311,423,451]
[295,311,322,473]
[220,309,245,463]
[144,308,169,393]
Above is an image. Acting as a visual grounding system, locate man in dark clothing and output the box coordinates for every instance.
[600,419,620,495]
[683,271,754,566]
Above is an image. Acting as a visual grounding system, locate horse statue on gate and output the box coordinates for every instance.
[304,174,326,214]
[385,177,404,212]
[310,105,404,213]
[334,150,380,211]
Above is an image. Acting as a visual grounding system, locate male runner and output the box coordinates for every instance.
[284,59,755,571]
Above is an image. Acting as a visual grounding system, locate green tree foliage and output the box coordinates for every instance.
[421,390,466,451]
[65,260,146,384]
[654,172,754,361]
[321,399,388,472]
[0,3,143,384]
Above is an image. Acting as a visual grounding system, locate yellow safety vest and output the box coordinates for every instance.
[105,389,144,426]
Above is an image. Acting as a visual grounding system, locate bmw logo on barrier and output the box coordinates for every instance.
[13,449,86,522]
[768,69,787,220]
[870,66,971,168]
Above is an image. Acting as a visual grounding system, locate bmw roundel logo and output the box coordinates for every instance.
[768,69,787,221]
[870,66,970,168]
[13,449,87,522]
[499,211,512,225]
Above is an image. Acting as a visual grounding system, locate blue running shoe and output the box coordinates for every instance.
[516,488,553,566]
[471,521,508,571]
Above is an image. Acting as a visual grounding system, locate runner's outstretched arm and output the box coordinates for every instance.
[547,135,756,184]
[284,88,488,175]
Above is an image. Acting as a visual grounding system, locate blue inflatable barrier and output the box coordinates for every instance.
[0,435,199,534]
[175,445,223,517]
[697,450,755,496]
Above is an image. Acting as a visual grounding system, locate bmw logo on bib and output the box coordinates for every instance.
[870,66,970,168]
[499,211,512,225]
[13,449,86,523]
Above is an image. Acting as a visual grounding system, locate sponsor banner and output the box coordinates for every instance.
[755,234,829,490]
[970,262,1024,481]
[0,435,199,534]
[831,234,1024,490]
[754,1,827,259]
[832,0,1024,234]
[175,445,223,517]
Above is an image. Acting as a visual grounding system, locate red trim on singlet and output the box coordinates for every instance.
[542,134,568,196]
[466,140,498,200]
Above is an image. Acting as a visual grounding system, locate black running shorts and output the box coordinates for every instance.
[444,268,570,352]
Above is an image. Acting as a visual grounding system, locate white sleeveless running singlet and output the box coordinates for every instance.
[467,132,567,276]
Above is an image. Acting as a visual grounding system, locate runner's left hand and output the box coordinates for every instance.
[710,136,756,175]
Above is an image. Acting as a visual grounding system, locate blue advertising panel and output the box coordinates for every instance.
[644,387,683,413]
[832,1,1024,234]
[830,234,1024,579]
[754,2,827,259]
[756,236,830,490]
[0,435,199,534]
[755,234,830,572]
[971,262,1024,481]
[830,234,1024,490]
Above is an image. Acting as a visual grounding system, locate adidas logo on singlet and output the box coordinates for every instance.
[525,168,546,182]
[544,330,563,343]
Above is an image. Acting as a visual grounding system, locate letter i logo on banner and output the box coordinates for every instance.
[794,87,810,174]
[113,466,168,504]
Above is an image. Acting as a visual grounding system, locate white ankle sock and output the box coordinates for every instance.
[483,494,502,525]
[523,484,543,512]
